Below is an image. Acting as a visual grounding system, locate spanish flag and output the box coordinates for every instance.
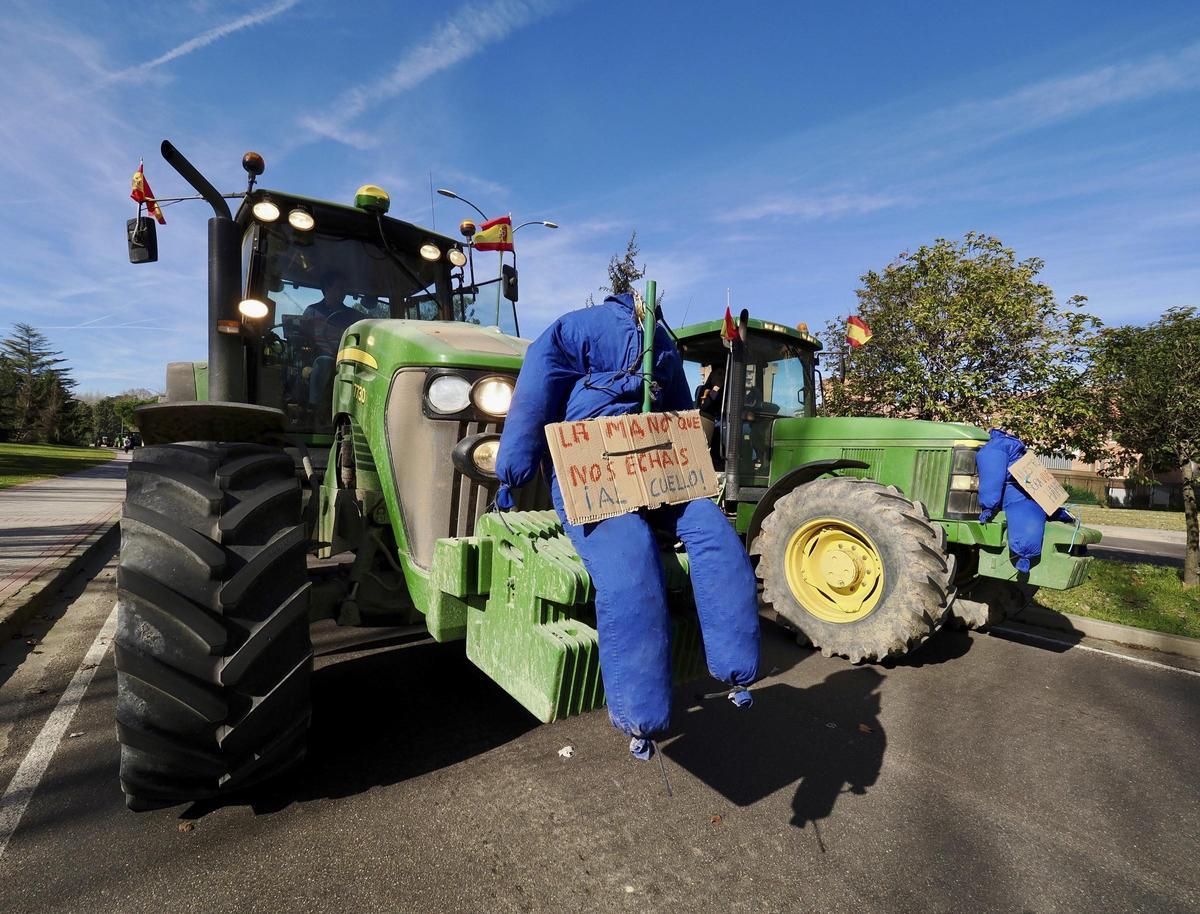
[721,307,738,346]
[130,162,166,225]
[473,215,513,252]
[847,315,872,348]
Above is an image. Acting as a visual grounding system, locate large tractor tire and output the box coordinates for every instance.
[949,579,1038,630]
[115,442,312,810]
[753,477,957,663]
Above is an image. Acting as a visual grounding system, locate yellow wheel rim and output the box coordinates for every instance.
[783,517,884,623]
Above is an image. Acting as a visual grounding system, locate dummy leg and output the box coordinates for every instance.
[658,497,760,689]
[554,492,673,739]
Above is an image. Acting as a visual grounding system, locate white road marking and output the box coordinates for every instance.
[993,625,1200,679]
[0,603,118,859]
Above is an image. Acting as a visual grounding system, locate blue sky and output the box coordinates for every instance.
[2,0,1198,394]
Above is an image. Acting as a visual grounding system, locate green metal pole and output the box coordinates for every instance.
[642,279,657,413]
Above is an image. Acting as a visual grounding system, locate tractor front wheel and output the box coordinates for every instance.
[115,442,313,810]
[753,477,957,663]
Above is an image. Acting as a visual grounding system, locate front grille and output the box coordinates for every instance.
[448,420,500,538]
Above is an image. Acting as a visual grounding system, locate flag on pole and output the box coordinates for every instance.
[721,306,738,347]
[473,215,513,251]
[130,162,166,225]
[847,314,872,348]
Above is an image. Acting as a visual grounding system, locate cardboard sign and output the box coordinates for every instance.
[545,410,719,525]
[1009,452,1069,516]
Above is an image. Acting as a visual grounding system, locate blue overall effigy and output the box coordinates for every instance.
[496,293,760,753]
[976,429,1071,573]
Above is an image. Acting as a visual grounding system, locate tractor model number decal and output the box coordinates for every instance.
[352,382,367,405]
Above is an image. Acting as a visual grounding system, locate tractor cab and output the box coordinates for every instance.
[675,316,822,494]
[234,188,515,436]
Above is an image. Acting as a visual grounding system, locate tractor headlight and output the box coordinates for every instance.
[951,445,982,475]
[426,374,472,414]
[472,377,514,416]
[447,248,467,267]
[287,207,315,231]
[472,438,499,474]
[238,298,269,319]
[420,243,442,261]
[946,445,982,519]
[252,199,280,222]
[451,433,502,482]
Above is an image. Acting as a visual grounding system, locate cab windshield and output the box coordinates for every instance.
[244,221,457,434]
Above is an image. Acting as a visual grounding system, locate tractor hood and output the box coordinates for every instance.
[339,319,529,372]
[773,416,988,447]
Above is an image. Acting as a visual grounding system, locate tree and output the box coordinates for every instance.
[0,323,73,443]
[1089,308,1200,587]
[822,233,1100,456]
[588,231,647,305]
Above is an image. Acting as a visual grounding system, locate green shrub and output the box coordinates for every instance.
[1063,483,1100,505]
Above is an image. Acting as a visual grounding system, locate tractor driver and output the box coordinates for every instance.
[300,270,359,406]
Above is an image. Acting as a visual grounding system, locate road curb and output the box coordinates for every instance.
[1007,603,1200,661]
[0,517,120,643]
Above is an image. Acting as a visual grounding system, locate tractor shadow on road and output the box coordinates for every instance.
[213,631,538,816]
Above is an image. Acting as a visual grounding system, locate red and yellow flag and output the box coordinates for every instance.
[847,314,872,348]
[473,215,513,252]
[721,307,738,346]
[130,162,166,225]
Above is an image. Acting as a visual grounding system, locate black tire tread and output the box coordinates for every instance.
[116,441,312,810]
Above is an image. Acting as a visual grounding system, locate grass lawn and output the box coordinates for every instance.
[0,442,117,490]
[1034,560,1200,640]
[1076,505,1186,532]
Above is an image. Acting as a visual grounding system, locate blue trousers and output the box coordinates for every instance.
[552,478,760,737]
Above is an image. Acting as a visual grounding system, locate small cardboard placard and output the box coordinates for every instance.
[1009,452,1069,516]
[545,410,718,525]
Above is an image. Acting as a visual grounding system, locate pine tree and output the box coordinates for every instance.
[600,231,646,297]
[0,323,70,443]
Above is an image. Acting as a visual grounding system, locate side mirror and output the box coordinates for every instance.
[127,217,158,264]
[502,264,518,303]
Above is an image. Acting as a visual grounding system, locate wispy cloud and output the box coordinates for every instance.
[717,192,909,224]
[944,40,1200,138]
[109,0,299,79]
[299,0,567,148]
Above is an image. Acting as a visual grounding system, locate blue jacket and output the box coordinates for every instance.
[497,293,693,490]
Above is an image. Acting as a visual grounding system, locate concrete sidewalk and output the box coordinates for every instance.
[0,452,128,606]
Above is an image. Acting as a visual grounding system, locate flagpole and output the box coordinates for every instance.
[496,249,504,326]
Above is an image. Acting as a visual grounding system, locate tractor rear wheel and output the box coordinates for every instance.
[753,477,957,663]
[116,442,312,810]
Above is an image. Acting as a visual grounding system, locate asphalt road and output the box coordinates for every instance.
[1,543,1198,914]
[1090,532,1186,567]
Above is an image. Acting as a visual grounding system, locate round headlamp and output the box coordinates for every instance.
[427,374,472,414]
[237,298,269,319]
[287,207,315,231]
[420,243,442,261]
[472,438,499,475]
[252,199,280,222]
[473,377,514,416]
[447,248,468,267]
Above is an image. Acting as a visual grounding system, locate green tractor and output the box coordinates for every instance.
[117,143,1097,810]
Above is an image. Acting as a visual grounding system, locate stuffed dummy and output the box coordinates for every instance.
[496,293,760,759]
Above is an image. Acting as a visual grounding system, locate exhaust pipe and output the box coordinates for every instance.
[161,140,244,403]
